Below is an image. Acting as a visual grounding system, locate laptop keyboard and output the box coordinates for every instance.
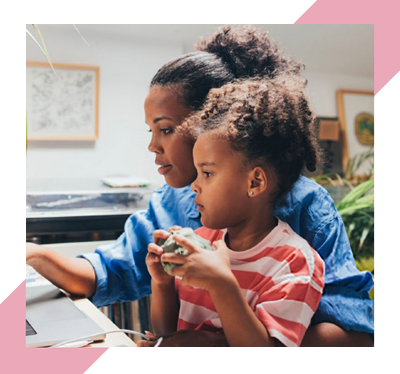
[26,320,37,336]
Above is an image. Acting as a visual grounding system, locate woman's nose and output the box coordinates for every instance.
[148,134,162,154]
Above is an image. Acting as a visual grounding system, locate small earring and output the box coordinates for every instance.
[249,191,254,196]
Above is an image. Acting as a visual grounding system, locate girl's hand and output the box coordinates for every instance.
[146,227,182,285]
[161,235,235,292]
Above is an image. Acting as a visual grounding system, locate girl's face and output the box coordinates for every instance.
[144,86,197,188]
[191,134,252,229]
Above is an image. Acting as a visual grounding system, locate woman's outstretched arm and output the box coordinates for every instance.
[26,242,96,297]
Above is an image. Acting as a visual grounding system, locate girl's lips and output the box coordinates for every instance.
[195,201,204,211]
[158,165,172,175]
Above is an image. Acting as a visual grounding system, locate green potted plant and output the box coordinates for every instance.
[312,146,374,204]
[336,178,374,299]
[312,148,374,298]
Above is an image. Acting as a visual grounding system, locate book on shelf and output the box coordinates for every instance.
[97,296,152,343]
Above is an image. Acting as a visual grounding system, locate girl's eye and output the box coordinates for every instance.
[203,171,212,178]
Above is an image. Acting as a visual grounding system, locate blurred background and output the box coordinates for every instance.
[26,24,373,187]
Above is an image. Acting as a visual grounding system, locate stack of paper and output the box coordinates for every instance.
[101,175,151,188]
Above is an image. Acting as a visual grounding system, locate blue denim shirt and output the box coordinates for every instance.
[79,176,374,333]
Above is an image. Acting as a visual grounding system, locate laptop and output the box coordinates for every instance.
[26,282,106,348]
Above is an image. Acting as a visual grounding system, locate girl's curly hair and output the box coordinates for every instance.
[151,25,304,110]
[180,75,322,200]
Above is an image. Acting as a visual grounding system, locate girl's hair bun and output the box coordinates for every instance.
[196,25,304,79]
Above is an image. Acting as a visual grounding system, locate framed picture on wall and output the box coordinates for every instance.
[316,117,342,175]
[337,89,374,175]
[26,62,99,141]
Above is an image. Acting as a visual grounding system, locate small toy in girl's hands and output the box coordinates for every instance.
[159,227,214,275]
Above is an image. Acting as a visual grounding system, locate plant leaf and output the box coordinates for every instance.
[32,25,52,63]
[338,202,374,216]
[345,146,374,180]
[359,227,371,250]
[26,28,59,79]
[336,179,374,210]
[73,24,90,46]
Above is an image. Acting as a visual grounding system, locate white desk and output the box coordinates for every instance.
[74,298,136,347]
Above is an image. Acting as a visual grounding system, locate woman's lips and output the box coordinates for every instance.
[158,165,172,175]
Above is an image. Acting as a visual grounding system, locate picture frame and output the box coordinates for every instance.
[315,117,343,176]
[26,62,99,141]
[337,89,374,175]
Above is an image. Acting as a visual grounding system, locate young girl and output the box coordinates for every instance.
[143,76,326,347]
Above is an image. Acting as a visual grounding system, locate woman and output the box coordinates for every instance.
[26,25,374,346]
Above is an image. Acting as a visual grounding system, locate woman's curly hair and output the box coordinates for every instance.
[196,24,303,79]
[180,75,322,200]
[151,25,304,110]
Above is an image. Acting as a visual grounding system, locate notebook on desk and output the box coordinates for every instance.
[26,282,106,348]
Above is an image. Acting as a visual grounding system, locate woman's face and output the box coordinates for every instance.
[144,86,197,188]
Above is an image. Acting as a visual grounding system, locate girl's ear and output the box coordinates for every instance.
[248,166,268,197]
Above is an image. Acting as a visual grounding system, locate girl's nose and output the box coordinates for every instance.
[191,178,199,193]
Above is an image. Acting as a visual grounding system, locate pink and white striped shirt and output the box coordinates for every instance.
[175,219,325,347]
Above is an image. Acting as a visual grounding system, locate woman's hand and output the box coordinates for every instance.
[25,242,96,298]
[26,242,39,263]
[161,235,234,292]
[146,226,183,285]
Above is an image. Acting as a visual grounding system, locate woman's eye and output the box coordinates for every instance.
[161,128,172,135]
[147,128,172,134]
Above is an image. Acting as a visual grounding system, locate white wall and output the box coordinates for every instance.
[304,71,374,117]
[26,27,184,188]
[26,27,373,190]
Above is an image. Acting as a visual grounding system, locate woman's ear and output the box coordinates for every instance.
[247,166,268,197]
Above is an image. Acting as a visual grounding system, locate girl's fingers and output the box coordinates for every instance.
[161,233,202,264]
[161,252,187,265]
[212,240,227,251]
[168,225,183,232]
[153,226,182,243]
[171,234,197,253]
[153,229,170,243]
[148,243,163,255]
